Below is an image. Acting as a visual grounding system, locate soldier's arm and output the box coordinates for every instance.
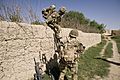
[60,37,68,47]
[76,42,85,53]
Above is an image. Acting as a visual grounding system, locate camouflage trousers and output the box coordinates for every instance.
[47,22,61,39]
[59,61,78,80]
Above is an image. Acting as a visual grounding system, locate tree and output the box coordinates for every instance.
[60,11,105,33]
[90,20,98,28]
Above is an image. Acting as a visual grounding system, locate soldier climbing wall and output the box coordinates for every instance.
[42,5,85,80]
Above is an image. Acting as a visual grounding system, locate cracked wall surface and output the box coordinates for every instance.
[0,21,101,80]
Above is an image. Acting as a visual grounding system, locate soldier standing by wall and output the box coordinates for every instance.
[59,29,85,80]
[42,5,85,80]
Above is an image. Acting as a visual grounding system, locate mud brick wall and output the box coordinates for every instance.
[61,28,101,48]
[0,21,101,80]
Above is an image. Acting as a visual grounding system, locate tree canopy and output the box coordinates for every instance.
[60,11,106,33]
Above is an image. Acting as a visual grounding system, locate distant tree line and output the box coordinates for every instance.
[60,11,106,33]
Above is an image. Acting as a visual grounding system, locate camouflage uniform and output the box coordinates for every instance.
[42,5,56,19]
[42,5,66,39]
[59,29,84,80]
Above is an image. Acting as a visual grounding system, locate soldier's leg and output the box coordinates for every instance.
[46,16,55,30]
[59,67,67,80]
[54,23,62,39]
[54,23,61,33]
[46,16,53,23]
[71,62,78,80]
[59,72,65,80]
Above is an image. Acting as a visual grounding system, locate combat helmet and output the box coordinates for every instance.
[69,29,79,38]
[50,5,56,9]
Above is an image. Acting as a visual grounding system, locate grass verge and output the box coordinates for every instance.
[103,42,113,58]
[111,36,120,54]
[78,40,110,80]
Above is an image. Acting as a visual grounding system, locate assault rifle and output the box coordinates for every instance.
[34,58,42,80]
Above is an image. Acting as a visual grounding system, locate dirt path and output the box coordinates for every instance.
[100,39,109,56]
[94,37,120,80]
[103,38,120,80]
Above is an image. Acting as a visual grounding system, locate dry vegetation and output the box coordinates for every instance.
[0,0,41,24]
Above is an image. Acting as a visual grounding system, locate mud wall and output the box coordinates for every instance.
[0,21,101,80]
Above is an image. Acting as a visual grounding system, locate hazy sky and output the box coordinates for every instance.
[0,0,120,29]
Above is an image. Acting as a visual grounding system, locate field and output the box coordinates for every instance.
[78,40,110,80]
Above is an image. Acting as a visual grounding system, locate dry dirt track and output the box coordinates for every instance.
[103,38,120,80]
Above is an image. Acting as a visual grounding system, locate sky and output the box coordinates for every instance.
[0,0,120,30]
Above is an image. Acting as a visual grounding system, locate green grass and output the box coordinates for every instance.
[111,36,120,53]
[103,42,113,58]
[42,74,51,80]
[117,43,120,53]
[78,40,110,80]
[41,40,111,80]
